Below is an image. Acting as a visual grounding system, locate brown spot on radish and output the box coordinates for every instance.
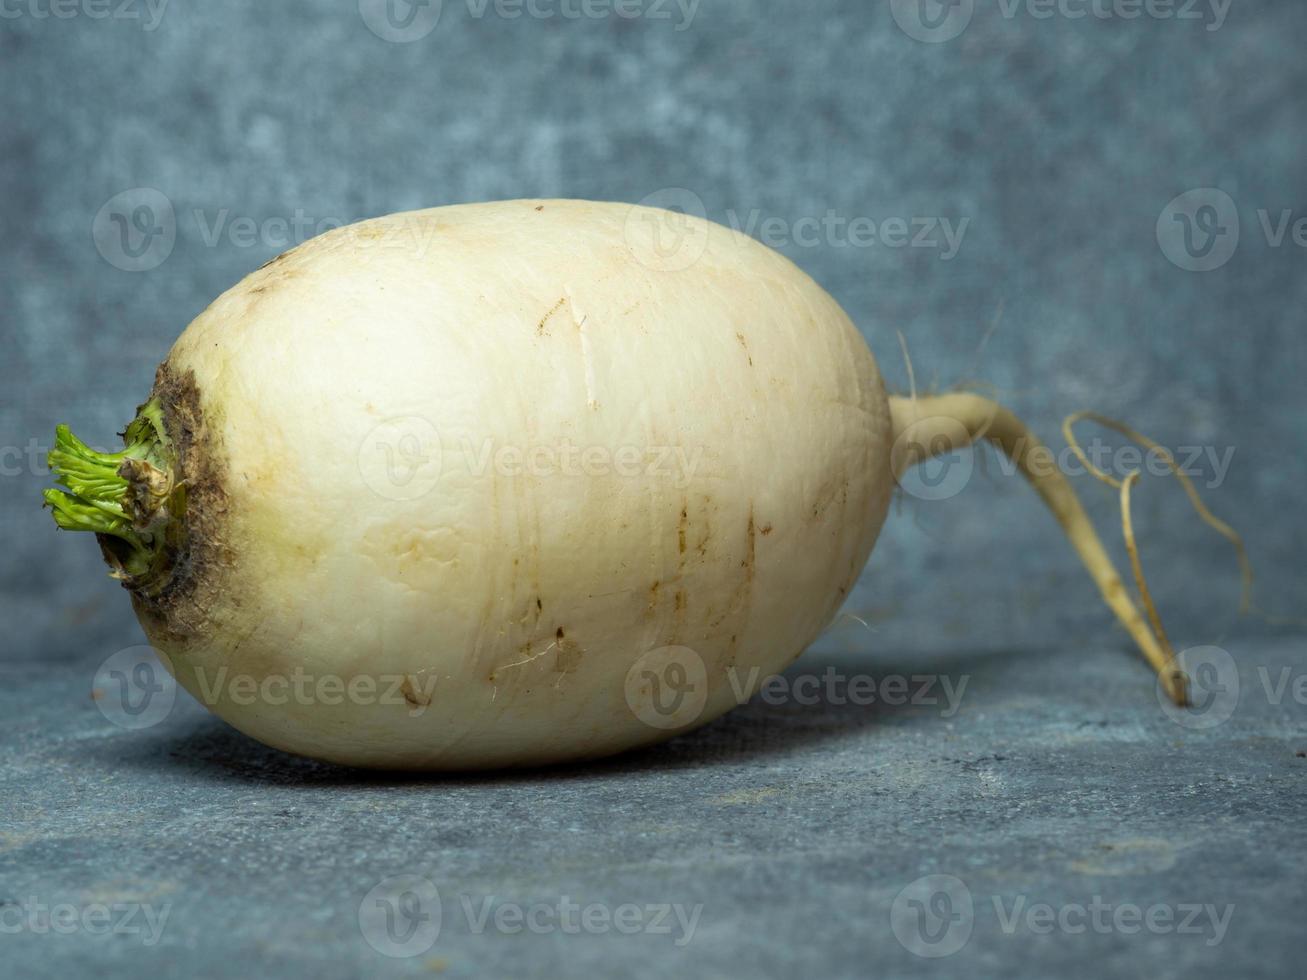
[538,297,567,336]
[678,505,688,555]
[128,361,234,648]
[646,580,661,617]
[807,474,848,523]
[695,527,712,557]
[735,331,753,366]
[704,508,759,633]
[257,249,290,272]
[742,506,756,578]
[760,523,773,535]
[400,677,433,709]
[360,523,460,585]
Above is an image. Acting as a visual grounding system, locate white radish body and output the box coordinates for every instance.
[153,200,895,768]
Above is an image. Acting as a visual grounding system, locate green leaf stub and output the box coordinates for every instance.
[45,399,180,587]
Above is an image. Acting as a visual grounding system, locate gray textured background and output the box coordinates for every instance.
[4,0,1304,666]
[2,2,1305,978]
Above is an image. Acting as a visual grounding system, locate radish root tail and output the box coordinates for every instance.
[887,392,1190,705]
[1062,411,1254,614]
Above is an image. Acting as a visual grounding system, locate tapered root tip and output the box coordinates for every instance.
[1162,664,1190,707]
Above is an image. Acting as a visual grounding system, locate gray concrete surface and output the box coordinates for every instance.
[3,2,1306,978]
[3,640,1305,978]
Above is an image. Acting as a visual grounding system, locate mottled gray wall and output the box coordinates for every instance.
[3,0,1303,666]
